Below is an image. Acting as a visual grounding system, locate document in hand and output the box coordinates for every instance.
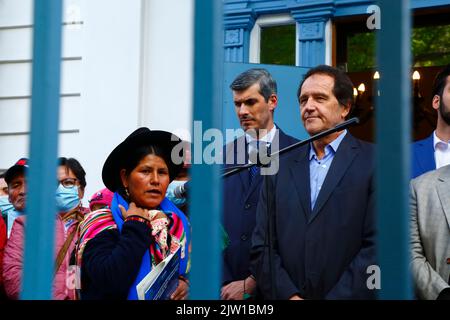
[136,248,180,300]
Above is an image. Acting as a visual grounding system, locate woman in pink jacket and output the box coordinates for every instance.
[2,157,89,300]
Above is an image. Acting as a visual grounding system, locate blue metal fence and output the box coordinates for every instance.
[376,0,412,299]
[21,0,417,300]
[21,0,63,299]
[189,0,224,299]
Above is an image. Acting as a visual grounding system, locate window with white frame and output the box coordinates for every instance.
[249,14,297,66]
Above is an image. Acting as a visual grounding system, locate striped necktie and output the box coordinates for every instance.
[247,140,271,186]
[248,165,259,186]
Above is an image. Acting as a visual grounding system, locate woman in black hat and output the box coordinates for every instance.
[76,128,191,300]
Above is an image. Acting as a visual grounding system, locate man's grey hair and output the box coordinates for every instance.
[230,68,277,102]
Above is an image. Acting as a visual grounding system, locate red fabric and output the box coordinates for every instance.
[2,214,82,300]
[0,217,6,288]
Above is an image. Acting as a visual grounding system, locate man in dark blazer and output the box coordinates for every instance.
[412,134,434,178]
[412,64,450,179]
[221,68,298,300]
[251,65,377,300]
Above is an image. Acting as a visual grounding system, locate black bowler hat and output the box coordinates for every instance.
[102,128,184,192]
[4,158,29,184]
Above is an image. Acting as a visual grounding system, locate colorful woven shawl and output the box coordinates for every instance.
[76,209,117,267]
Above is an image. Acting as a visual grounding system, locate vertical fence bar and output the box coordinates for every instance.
[190,0,224,299]
[21,0,63,300]
[376,0,412,299]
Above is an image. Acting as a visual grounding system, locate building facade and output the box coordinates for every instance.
[224,0,450,141]
[1,0,450,200]
[0,0,194,202]
[224,0,450,66]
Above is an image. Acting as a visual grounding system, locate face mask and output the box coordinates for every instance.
[0,196,22,238]
[55,184,80,213]
[165,180,187,207]
[0,195,15,217]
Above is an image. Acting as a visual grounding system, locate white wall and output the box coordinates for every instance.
[0,0,83,170]
[0,0,194,206]
[139,0,193,140]
[77,0,142,204]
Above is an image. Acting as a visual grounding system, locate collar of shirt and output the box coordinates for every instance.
[245,124,277,145]
[433,130,450,151]
[246,125,277,163]
[309,129,347,161]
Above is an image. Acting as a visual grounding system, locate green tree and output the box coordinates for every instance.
[347,24,450,71]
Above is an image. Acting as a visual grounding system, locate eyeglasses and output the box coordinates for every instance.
[58,178,78,188]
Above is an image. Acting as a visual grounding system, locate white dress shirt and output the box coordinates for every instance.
[433,131,450,169]
[245,125,277,164]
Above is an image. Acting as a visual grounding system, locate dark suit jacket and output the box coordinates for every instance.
[222,128,298,284]
[251,133,377,299]
[411,133,435,179]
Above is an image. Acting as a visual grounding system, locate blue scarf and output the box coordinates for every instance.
[110,192,191,300]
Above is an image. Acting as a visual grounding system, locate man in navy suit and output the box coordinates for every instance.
[221,68,298,300]
[412,64,450,178]
[251,65,377,299]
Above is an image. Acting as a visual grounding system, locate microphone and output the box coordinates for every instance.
[173,181,189,198]
[222,117,360,178]
[248,142,272,167]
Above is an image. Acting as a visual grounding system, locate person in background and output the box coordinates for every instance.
[412,64,450,178]
[1,168,18,298]
[251,65,376,299]
[0,173,7,196]
[222,68,298,300]
[165,141,191,215]
[0,214,6,298]
[410,164,450,299]
[89,187,114,212]
[76,128,191,300]
[0,161,27,238]
[3,157,88,300]
[0,172,13,228]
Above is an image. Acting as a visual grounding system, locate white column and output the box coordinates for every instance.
[139,0,193,140]
[78,0,142,201]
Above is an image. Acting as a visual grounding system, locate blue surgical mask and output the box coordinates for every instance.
[0,195,22,238]
[55,184,80,213]
[165,180,187,207]
[0,195,14,217]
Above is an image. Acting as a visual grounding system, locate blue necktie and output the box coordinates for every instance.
[247,141,271,186]
[248,165,259,186]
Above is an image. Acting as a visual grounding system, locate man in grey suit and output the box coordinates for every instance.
[410,165,450,299]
